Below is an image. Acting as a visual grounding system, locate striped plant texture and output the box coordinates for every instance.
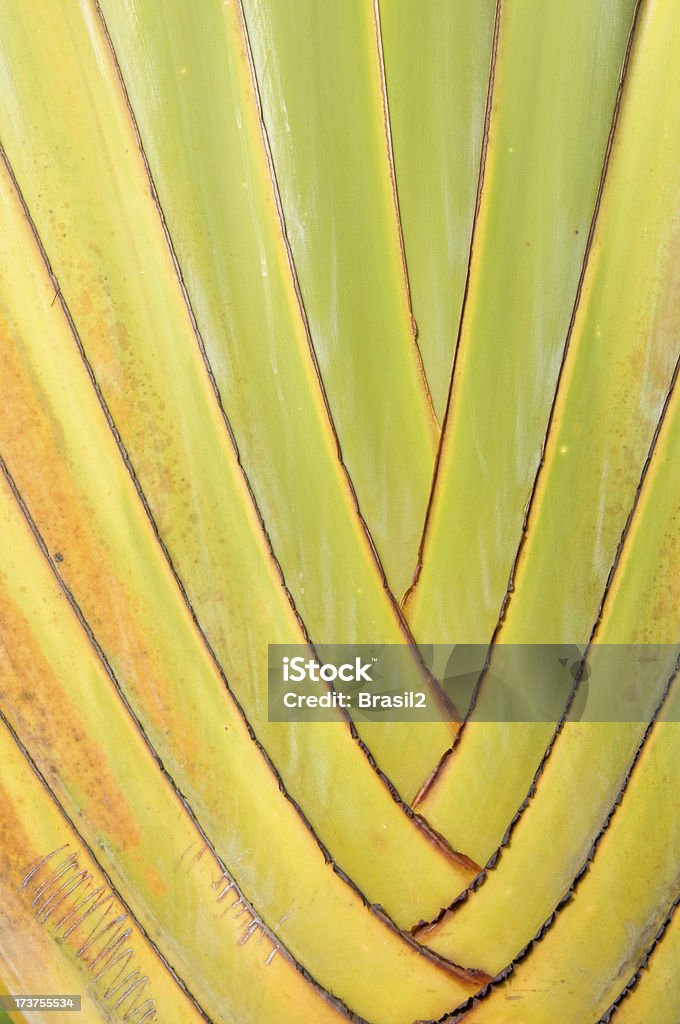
[0,1,678,1022]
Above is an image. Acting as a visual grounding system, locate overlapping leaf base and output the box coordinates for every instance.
[0,1,678,1022]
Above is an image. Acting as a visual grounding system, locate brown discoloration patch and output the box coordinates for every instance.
[0,313,202,777]
[0,585,142,853]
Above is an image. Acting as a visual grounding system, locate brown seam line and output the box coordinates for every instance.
[413,349,680,934]
[0,708,215,1024]
[435,648,680,1024]
[93,2,466,850]
[0,129,478,981]
[233,0,459,723]
[410,0,644,810]
[90,0,311,652]
[481,0,645,646]
[402,0,503,613]
[0,455,366,1023]
[101,0,457,735]
[372,0,439,430]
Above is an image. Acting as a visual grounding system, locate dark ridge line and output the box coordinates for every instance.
[479,0,645,645]
[413,350,680,934]
[0,457,366,1024]
[97,0,461,787]
[0,128,475,965]
[372,0,439,429]
[10,0,469,888]
[401,0,503,612]
[0,157,480,992]
[410,0,644,808]
[91,0,310,651]
[416,643,677,936]
[0,709,214,1024]
[413,816,481,877]
[237,0,405,639]
[598,888,680,1022]
[586,349,680,637]
[233,0,460,727]
[422,648,680,1024]
[0,412,476,991]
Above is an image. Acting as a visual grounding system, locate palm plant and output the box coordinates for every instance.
[0,0,678,1022]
